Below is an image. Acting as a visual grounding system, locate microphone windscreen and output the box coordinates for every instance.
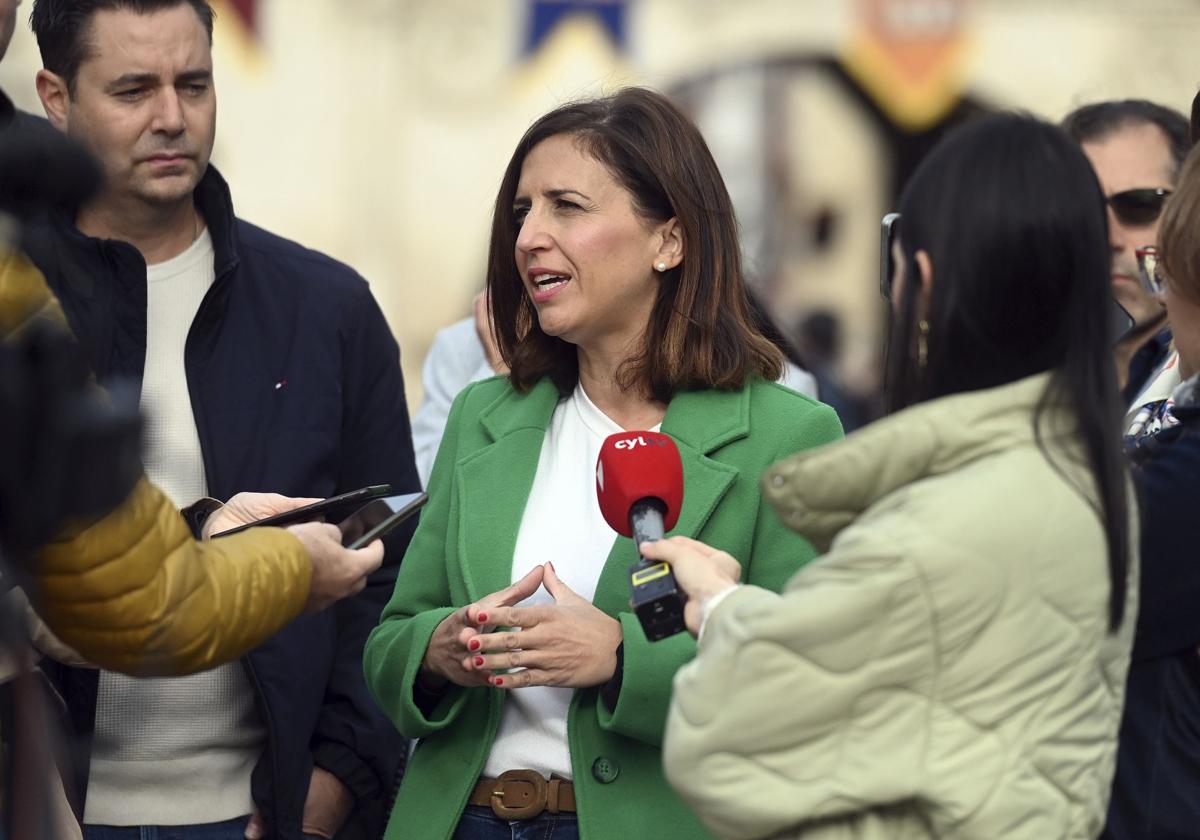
[595,431,683,538]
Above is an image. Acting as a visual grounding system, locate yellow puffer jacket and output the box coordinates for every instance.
[1,247,311,676]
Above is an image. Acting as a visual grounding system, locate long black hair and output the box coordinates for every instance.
[887,112,1130,631]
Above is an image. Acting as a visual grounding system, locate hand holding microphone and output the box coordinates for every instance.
[596,433,744,640]
[639,537,741,638]
[596,431,688,641]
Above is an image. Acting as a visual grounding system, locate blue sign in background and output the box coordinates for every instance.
[525,0,629,56]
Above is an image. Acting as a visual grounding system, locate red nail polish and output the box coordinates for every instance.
[493,677,504,687]
[468,639,481,651]
[474,656,485,667]
[477,612,489,624]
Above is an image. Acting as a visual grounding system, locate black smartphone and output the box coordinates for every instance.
[880,212,901,301]
[338,492,427,550]
[216,484,394,537]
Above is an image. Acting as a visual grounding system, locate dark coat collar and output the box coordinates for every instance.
[48,164,242,279]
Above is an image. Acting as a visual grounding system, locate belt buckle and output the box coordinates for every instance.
[490,769,547,820]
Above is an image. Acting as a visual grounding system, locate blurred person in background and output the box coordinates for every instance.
[648,113,1136,839]
[411,290,509,486]
[794,308,873,431]
[364,87,841,840]
[1063,100,1193,434]
[742,290,818,398]
[1101,135,1200,840]
[25,0,419,837]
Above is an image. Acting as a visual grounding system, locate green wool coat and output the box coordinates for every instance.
[363,375,843,840]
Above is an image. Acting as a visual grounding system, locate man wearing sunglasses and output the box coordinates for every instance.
[1063,100,1192,421]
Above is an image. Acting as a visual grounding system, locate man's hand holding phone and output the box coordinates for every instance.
[210,485,395,538]
[287,522,385,613]
[201,489,393,613]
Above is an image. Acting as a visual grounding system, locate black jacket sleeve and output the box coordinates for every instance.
[311,282,419,811]
[1132,427,1200,660]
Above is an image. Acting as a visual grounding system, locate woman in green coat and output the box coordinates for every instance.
[363,87,842,840]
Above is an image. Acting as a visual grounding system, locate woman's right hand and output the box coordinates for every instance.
[420,565,545,688]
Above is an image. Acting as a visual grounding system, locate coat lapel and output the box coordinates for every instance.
[454,378,561,602]
[592,386,750,615]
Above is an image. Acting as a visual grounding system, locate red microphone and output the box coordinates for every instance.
[596,432,687,641]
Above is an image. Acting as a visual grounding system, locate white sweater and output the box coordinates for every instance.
[84,230,266,826]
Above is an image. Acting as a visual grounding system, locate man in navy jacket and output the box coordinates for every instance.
[25,1,417,838]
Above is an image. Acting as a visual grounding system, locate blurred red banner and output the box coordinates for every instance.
[227,0,258,34]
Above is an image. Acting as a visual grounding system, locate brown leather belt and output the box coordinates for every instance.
[468,770,576,820]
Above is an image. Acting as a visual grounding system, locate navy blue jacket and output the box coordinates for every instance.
[1123,327,1174,406]
[26,167,418,839]
[1104,397,1200,840]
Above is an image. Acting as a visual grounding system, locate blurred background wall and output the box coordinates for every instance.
[4,0,1197,416]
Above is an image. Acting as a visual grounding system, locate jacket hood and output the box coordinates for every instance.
[762,372,1075,549]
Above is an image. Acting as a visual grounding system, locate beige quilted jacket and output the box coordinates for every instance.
[663,373,1137,840]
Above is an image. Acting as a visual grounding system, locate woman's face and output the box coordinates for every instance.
[512,133,667,355]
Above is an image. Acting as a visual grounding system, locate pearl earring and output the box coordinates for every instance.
[655,261,667,272]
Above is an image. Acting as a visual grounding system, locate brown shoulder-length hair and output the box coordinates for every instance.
[1160,143,1200,304]
[486,86,783,400]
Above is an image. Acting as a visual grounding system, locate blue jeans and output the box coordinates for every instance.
[83,817,250,840]
[452,805,579,840]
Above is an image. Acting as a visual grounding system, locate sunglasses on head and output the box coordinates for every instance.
[1108,188,1171,227]
[1136,245,1167,295]
[880,212,901,301]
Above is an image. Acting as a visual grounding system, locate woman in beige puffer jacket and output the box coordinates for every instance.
[649,114,1138,840]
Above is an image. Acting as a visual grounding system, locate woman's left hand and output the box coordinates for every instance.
[464,563,622,689]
